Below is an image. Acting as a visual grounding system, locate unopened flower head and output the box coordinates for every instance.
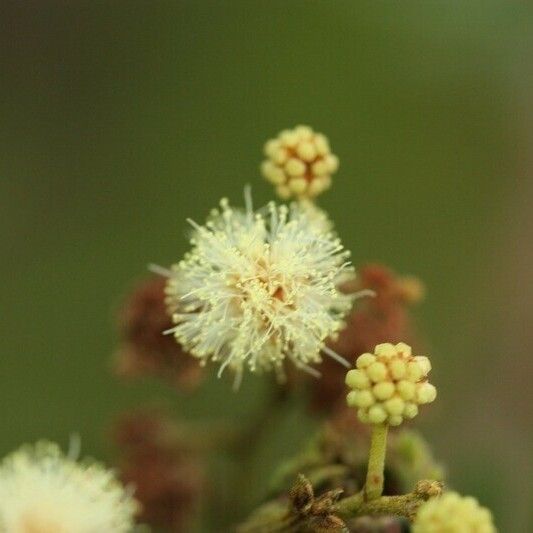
[413,491,496,533]
[345,342,436,426]
[165,194,355,385]
[261,125,339,200]
[0,441,138,533]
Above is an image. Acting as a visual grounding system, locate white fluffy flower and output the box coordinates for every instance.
[165,194,355,384]
[0,441,138,533]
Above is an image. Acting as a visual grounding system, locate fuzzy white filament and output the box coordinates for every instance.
[0,441,138,533]
[165,196,355,384]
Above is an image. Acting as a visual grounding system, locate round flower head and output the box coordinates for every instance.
[413,491,496,533]
[261,125,339,200]
[165,192,355,386]
[0,441,138,532]
[345,342,436,426]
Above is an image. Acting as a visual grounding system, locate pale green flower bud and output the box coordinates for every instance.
[345,342,436,426]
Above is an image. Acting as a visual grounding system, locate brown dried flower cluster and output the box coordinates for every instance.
[113,276,204,390]
[113,409,204,532]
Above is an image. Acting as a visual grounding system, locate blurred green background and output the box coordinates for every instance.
[1,2,532,531]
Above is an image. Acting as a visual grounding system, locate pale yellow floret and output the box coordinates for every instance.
[395,342,412,356]
[407,361,424,381]
[264,139,280,157]
[397,380,416,400]
[285,158,306,177]
[367,362,388,382]
[345,342,436,426]
[356,353,376,369]
[375,343,396,359]
[373,382,395,400]
[384,397,405,416]
[345,369,370,389]
[413,491,496,533]
[353,390,375,408]
[280,130,299,147]
[262,161,286,184]
[417,383,437,404]
[311,159,328,175]
[308,178,326,197]
[288,177,308,194]
[294,125,313,139]
[314,133,330,155]
[296,141,317,162]
[324,154,339,173]
[403,402,419,419]
[368,405,387,424]
[390,359,407,379]
[389,415,404,427]
[272,147,289,165]
[261,126,339,199]
[346,390,358,407]
[414,356,431,375]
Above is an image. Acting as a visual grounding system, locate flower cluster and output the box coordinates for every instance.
[261,125,339,200]
[165,197,354,384]
[346,342,436,426]
[413,491,496,533]
[114,410,204,532]
[114,275,204,390]
[0,441,138,532]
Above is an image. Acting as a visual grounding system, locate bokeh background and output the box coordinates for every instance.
[1,2,532,531]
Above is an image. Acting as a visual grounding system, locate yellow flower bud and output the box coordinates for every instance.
[285,158,306,177]
[373,382,395,400]
[407,361,424,381]
[368,405,387,424]
[353,390,375,408]
[389,415,404,427]
[374,343,396,358]
[261,126,339,199]
[397,380,416,400]
[385,397,405,416]
[414,356,431,375]
[417,383,437,404]
[390,359,407,379]
[288,177,308,194]
[345,369,370,389]
[403,402,419,419]
[345,342,436,426]
[356,353,376,369]
[367,362,388,382]
[296,141,317,162]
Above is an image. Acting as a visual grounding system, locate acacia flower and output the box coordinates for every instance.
[164,193,356,386]
[261,125,339,200]
[413,491,496,533]
[0,441,138,532]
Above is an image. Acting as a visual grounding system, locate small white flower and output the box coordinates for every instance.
[0,441,138,533]
[165,192,356,385]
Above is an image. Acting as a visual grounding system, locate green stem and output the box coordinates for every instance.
[365,424,388,500]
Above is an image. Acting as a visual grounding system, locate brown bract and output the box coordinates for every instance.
[113,276,204,390]
[309,264,425,414]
